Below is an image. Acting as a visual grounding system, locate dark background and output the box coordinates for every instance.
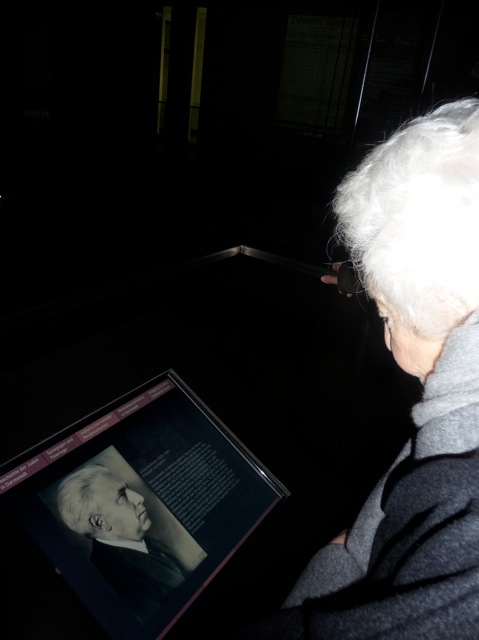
[1,1,478,637]
[6,0,478,306]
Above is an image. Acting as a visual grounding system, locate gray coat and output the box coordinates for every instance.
[234,308,479,639]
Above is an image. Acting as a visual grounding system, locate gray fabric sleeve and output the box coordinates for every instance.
[346,441,412,571]
[282,442,412,609]
[281,543,365,607]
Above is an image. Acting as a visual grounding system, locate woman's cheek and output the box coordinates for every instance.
[383,324,392,351]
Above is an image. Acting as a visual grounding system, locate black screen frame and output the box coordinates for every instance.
[0,368,289,640]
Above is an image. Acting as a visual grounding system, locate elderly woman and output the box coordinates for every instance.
[233,97,479,638]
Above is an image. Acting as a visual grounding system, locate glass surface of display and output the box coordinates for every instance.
[0,369,289,640]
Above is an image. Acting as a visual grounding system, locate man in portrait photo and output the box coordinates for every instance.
[52,446,207,623]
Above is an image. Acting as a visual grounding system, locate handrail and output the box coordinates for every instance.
[240,246,331,279]
[0,246,331,332]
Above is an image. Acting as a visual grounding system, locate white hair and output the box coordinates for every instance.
[57,464,111,537]
[332,97,479,338]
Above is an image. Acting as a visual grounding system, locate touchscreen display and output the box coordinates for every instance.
[0,369,289,640]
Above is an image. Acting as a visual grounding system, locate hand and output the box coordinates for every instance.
[321,262,353,297]
[329,529,348,545]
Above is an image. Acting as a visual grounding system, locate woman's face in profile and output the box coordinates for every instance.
[375,298,445,383]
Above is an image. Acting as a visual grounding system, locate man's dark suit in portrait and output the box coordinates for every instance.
[57,462,189,622]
